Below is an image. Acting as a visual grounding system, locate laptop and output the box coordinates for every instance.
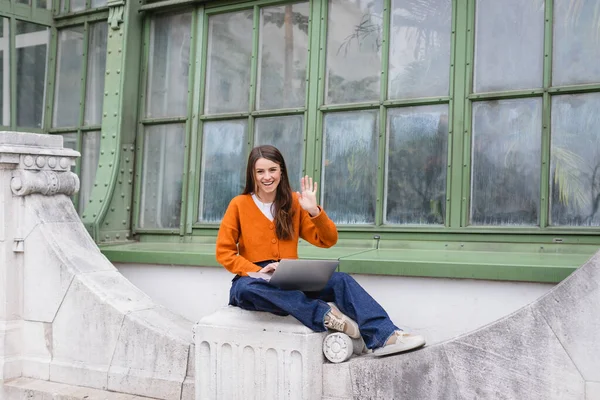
[247,258,339,291]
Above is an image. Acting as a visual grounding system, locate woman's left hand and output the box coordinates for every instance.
[298,175,320,217]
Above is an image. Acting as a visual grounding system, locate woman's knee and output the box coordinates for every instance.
[329,271,356,285]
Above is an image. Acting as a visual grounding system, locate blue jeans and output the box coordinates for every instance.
[229,268,398,349]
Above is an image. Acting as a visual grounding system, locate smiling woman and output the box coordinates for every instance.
[215,144,427,356]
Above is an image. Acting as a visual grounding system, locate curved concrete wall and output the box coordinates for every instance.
[0,132,194,400]
[323,251,600,400]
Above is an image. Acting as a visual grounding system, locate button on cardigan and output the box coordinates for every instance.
[216,193,338,276]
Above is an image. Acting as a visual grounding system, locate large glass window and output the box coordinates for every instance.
[385,105,448,225]
[550,93,600,226]
[139,124,186,229]
[54,26,84,128]
[321,0,452,226]
[0,18,9,126]
[50,21,108,214]
[136,0,600,235]
[470,99,542,226]
[16,21,49,129]
[138,11,192,230]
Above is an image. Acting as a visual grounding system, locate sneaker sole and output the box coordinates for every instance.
[372,338,426,357]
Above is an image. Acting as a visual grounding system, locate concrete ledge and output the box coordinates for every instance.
[322,250,600,399]
[2,377,155,399]
[100,241,596,283]
[194,306,327,400]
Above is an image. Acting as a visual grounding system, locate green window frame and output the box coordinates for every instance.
[46,11,109,213]
[134,0,600,239]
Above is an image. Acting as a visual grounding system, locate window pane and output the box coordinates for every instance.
[84,22,108,126]
[70,0,85,12]
[146,12,192,118]
[16,22,49,129]
[385,105,448,224]
[53,26,84,128]
[205,11,253,114]
[0,18,9,126]
[470,99,541,225]
[17,0,30,5]
[78,130,101,212]
[388,0,452,100]
[322,111,378,224]
[61,132,78,171]
[474,0,544,92]
[91,0,107,8]
[257,3,310,110]
[37,0,52,9]
[550,93,600,226]
[199,120,248,222]
[552,0,600,86]
[139,124,185,229]
[325,0,382,105]
[255,115,304,191]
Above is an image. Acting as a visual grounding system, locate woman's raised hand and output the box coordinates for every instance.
[297,175,320,217]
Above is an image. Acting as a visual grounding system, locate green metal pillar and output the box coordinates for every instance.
[81,0,142,243]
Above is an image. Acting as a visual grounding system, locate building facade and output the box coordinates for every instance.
[1,0,600,282]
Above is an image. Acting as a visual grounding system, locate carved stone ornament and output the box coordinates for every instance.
[11,170,80,197]
[108,0,126,30]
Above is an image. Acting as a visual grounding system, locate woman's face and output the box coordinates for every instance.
[254,157,281,200]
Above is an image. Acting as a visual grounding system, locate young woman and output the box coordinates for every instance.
[216,145,425,356]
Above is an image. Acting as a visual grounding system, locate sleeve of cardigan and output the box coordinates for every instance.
[215,198,262,276]
[298,202,339,248]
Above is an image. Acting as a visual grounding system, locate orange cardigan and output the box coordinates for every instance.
[216,193,338,276]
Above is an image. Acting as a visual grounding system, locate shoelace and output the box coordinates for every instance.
[325,315,345,331]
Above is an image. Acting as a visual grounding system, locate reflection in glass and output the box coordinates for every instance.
[70,0,85,12]
[91,0,107,8]
[146,12,192,118]
[257,3,309,110]
[61,132,78,172]
[551,94,600,226]
[16,22,49,128]
[199,120,248,222]
[85,22,108,125]
[0,18,8,126]
[385,105,448,224]
[470,99,541,225]
[37,0,52,9]
[17,0,30,5]
[139,124,185,229]
[325,0,382,104]
[388,0,451,99]
[474,0,544,92]
[205,11,253,114]
[79,131,101,213]
[53,26,84,128]
[553,0,600,86]
[322,111,378,224]
[255,115,304,191]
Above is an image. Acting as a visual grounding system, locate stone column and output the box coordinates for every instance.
[0,131,79,383]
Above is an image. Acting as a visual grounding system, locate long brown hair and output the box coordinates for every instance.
[243,145,295,240]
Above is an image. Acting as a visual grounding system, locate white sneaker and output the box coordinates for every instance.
[324,303,361,339]
[372,331,426,356]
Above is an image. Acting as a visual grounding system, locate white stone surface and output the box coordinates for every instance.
[535,251,600,382]
[0,321,22,381]
[3,377,156,399]
[21,321,51,380]
[195,306,327,400]
[107,307,192,399]
[23,227,75,323]
[1,131,196,399]
[587,381,600,400]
